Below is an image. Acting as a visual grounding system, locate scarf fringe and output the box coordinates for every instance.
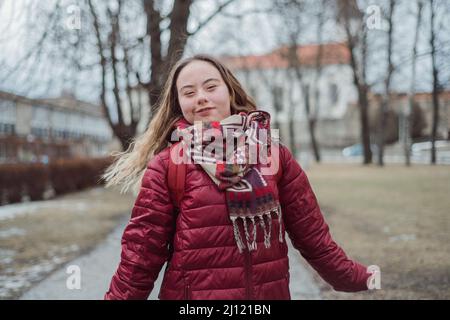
[277,204,283,243]
[231,216,246,253]
[231,206,283,253]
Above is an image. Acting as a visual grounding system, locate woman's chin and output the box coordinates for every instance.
[194,115,217,122]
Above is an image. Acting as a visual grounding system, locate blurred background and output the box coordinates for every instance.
[0,0,449,300]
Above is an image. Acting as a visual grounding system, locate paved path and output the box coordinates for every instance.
[20,216,321,300]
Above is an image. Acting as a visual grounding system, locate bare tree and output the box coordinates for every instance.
[230,59,287,142]
[336,0,372,164]
[274,0,322,162]
[429,0,441,164]
[255,66,285,133]
[87,0,139,150]
[0,0,237,151]
[95,0,237,149]
[142,0,237,116]
[310,0,328,163]
[404,0,424,166]
[377,0,397,166]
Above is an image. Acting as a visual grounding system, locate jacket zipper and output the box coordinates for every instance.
[183,271,191,300]
[244,249,253,299]
[184,284,191,300]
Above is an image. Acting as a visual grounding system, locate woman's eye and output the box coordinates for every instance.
[184,92,194,96]
[207,85,217,90]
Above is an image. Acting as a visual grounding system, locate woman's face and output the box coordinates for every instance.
[176,60,231,124]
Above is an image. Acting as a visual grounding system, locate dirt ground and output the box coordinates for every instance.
[303,163,450,299]
[2,163,449,300]
[0,186,135,299]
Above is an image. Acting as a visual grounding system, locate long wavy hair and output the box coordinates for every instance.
[102,54,258,194]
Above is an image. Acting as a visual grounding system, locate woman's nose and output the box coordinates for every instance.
[197,90,208,105]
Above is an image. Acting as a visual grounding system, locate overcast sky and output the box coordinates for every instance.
[0,0,448,104]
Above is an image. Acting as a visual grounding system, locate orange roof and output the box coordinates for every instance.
[221,42,351,70]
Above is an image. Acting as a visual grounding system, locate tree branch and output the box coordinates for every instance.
[187,0,236,36]
[107,2,124,126]
[87,0,113,129]
[144,0,163,86]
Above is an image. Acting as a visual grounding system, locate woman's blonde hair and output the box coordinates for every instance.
[102,54,258,194]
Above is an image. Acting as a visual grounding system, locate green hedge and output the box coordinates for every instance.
[0,157,113,205]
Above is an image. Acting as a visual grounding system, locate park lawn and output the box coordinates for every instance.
[302,163,450,299]
[2,163,448,300]
[0,186,135,299]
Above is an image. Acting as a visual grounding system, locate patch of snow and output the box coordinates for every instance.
[0,245,80,299]
[24,262,57,282]
[0,249,16,265]
[0,199,99,221]
[48,244,80,256]
[388,234,416,243]
[0,227,26,238]
[0,259,61,299]
[0,275,31,295]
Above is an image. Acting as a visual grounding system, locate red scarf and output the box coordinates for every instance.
[172,111,283,253]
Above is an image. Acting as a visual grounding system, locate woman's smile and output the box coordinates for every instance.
[196,107,216,116]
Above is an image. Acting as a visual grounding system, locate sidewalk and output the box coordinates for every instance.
[20,216,321,300]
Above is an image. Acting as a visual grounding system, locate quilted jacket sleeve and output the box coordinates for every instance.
[278,144,370,292]
[105,150,175,299]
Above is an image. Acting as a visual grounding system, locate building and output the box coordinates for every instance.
[369,91,450,143]
[221,43,450,150]
[0,90,116,163]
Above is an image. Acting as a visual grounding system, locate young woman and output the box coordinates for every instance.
[103,54,372,300]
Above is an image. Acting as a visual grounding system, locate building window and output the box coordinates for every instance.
[0,142,5,161]
[0,141,15,162]
[329,83,339,104]
[0,123,15,135]
[31,127,49,138]
[0,101,16,124]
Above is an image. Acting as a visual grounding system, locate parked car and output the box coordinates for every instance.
[411,140,450,154]
[342,143,379,157]
[411,140,450,161]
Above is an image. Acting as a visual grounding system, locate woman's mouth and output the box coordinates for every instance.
[196,107,215,116]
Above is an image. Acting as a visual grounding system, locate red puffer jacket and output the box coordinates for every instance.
[105,144,369,300]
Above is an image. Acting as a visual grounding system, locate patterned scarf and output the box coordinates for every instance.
[173,110,283,253]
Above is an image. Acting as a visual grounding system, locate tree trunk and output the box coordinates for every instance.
[338,1,372,164]
[430,0,440,165]
[406,0,423,166]
[359,84,372,164]
[303,84,321,162]
[145,0,193,117]
[378,0,396,167]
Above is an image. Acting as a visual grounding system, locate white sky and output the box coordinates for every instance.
[0,0,448,103]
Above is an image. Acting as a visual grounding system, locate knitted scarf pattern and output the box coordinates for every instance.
[173,110,283,253]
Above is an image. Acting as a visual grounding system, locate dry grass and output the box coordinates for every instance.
[303,163,450,299]
[2,164,448,300]
[0,186,135,299]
